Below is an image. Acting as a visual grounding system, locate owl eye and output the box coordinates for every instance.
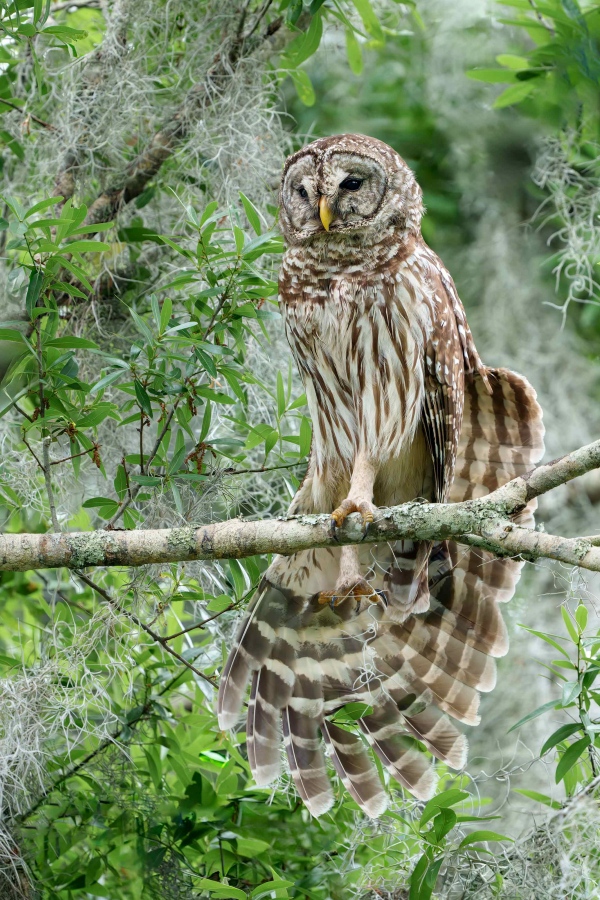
[340,177,363,191]
[297,186,309,199]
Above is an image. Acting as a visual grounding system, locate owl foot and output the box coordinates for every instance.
[317,576,382,611]
[330,498,377,540]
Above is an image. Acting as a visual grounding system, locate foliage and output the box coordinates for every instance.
[468,0,600,330]
[0,1,598,899]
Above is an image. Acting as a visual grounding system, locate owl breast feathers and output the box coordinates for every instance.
[217,133,544,818]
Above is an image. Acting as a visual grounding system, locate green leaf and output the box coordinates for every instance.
[575,603,588,633]
[331,702,374,724]
[197,880,247,900]
[82,497,119,512]
[25,196,64,218]
[199,401,212,442]
[288,69,316,107]
[233,225,245,254]
[555,737,591,784]
[466,68,517,83]
[351,0,385,42]
[25,268,44,317]
[0,328,27,343]
[114,464,128,500]
[514,789,561,810]
[66,239,110,253]
[206,596,231,613]
[251,880,294,898]
[520,626,570,658]
[118,225,162,244]
[228,558,246,600]
[89,369,125,394]
[345,28,363,74]
[288,392,306,411]
[239,191,262,235]
[236,837,270,857]
[276,371,286,417]
[433,807,457,842]
[459,831,513,848]
[409,854,440,900]
[561,0,585,24]
[129,474,162,486]
[134,381,153,417]
[160,298,172,334]
[46,336,98,349]
[561,680,582,706]
[199,201,219,226]
[195,347,218,378]
[298,416,312,456]
[561,606,580,643]
[420,790,470,827]
[130,309,154,344]
[492,81,537,108]
[507,699,559,733]
[496,54,530,69]
[540,723,582,757]
[285,10,323,67]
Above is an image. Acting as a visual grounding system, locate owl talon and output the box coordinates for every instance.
[330,498,377,534]
[317,577,381,609]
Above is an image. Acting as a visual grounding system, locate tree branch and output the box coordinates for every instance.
[80,9,286,227]
[1,440,599,573]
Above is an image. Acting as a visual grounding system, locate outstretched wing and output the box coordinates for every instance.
[217,366,544,819]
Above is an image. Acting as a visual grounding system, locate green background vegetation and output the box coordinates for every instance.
[0,1,599,897]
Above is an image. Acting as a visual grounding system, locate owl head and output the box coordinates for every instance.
[279,133,423,248]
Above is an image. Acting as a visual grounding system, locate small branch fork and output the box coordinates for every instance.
[1,439,600,573]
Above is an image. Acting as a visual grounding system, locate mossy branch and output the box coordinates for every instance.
[1,439,600,573]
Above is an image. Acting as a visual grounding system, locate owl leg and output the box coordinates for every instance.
[330,453,378,537]
[318,544,381,609]
[320,455,382,608]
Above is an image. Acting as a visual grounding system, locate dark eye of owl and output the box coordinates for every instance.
[297,186,308,199]
[340,177,363,191]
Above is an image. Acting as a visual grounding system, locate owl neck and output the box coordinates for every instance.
[283,228,419,278]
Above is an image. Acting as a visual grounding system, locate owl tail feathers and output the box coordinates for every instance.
[359,700,437,801]
[321,719,388,818]
[282,707,334,817]
[217,579,302,731]
[403,706,468,770]
[384,540,437,624]
[247,638,295,785]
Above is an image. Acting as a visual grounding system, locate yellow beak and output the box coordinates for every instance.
[319,195,334,232]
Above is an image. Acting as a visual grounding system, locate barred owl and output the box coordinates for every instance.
[217,134,544,817]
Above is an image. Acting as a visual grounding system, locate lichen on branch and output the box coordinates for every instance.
[1,438,600,574]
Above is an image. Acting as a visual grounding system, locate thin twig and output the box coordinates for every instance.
[526,0,555,33]
[16,666,185,824]
[49,444,99,466]
[105,403,179,528]
[163,603,234,641]
[21,433,43,469]
[0,97,55,130]
[218,461,304,477]
[75,570,216,686]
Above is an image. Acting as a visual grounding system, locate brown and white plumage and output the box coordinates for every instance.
[218,134,544,818]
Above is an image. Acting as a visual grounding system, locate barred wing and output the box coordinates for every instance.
[217,367,544,818]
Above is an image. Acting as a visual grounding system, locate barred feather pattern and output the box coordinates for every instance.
[218,134,545,818]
